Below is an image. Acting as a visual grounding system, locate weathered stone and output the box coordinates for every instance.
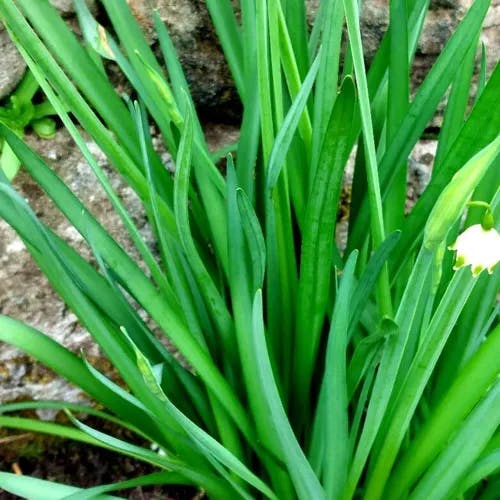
[0,26,26,100]
[360,0,390,60]
[483,1,500,72]
[126,0,499,122]
[2,0,498,109]
[49,0,97,16]
[407,140,437,211]
[0,1,98,100]
[418,8,458,56]
[126,0,241,117]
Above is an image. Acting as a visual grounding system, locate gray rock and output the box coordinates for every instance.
[361,0,390,60]
[407,140,437,212]
[130,0,498,121]
[0,1,97,100]
[49,0,97,16]
[483,1,500,73]
[3,0,498,110]
[0,27,26,100]
[129,0,241,116]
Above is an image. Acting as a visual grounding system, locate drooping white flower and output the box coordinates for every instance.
[150,442,167,457]
[449,224,500,277]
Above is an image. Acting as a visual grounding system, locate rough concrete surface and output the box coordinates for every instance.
[130,0,242,118]
[48,0,97,16]
[0,24,26,99]
[0,0,97,100]
[0,129,153,409]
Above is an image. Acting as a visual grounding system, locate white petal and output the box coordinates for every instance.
[450,224,500,276]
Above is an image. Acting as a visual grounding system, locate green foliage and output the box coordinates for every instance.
[0,71,57,179]
[0,0,498,498]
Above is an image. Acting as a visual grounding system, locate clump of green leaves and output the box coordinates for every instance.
[0,0,498,499]
[0,71,56,179]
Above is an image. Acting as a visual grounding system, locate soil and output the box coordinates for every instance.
[0,415,201,500]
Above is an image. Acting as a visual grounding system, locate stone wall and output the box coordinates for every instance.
[0,0,498,409]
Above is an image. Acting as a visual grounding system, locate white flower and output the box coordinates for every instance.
[449,224,500,277]
[150,442,167,457]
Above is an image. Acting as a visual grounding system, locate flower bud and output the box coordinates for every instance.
[135,51,184,129]
[424,137,500,250]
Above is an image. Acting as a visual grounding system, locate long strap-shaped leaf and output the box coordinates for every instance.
[0,188,216,461]
[0,472,120,500]
[0,126,258,451]
[259,42,323,362]
[252,290,326,500]
[266,51,322,190]
[379,0,491,186]
[365,267,476,499]
[0,178,255,452]
[171,103,244,461]
[348,0,492,255]
[393,62,500,274]
[174,109,237,367]
[226,159,293,497]
[344,247,433,499]
[0,316,177,451]
[343,0,391,317]
[410,380,500,500]
[205,0,245,98]
[123,331,277,500]
[1,127,211,426]
[453,442,500,498]
[11,0,172,201]
[384,0,410,234]
[292,78,356,428]
[280,0,309,80]
[0,0,172,213]
[0,411,230,498]
[234,0,260,199]
[386,322,500,497]
[346,0,429,235]
[66,413,236,499]
[76,0,230,275]
[60,472,194,500]
[322,252,358,499]
[274,0,313,161]
[8,0,135,158]
[0,125,179,333]
[310,0,344,182]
